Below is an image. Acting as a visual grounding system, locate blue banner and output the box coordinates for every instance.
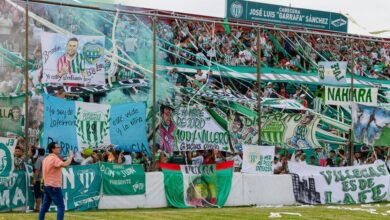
[43,95,149,156]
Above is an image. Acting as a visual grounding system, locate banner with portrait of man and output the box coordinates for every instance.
[41,32,105,85]
[0,96,25,136]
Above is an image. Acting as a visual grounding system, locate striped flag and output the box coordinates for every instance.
[57,53,85,75]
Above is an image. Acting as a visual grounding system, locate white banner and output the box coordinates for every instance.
[242,145,275,174]
[172,105,230,151]
[318,61,347,84]
[325,86,378,106]
[41,32,105,85]
[289,161,390,204]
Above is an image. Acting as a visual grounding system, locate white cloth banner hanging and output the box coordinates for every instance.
[241,145,275,174]
[318,61,347,84]
[289,161,390,205]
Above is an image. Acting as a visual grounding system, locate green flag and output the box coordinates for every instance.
[62,164,101,211]
[160,161,233,208]
[223,18,231,34]
[100,162,145,195]
[0,171,28,211]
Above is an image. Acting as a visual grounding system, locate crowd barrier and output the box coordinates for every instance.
[98,173,296,209]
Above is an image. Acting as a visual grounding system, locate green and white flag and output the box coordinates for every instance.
[160,161,234,208]
[318,61,347,84]
[75,101,111,148]
[262,98,305,110]
[262,112,321,149]
[62,164,101,211]
[0,138,17,183]
[242,145,274,174]
[289,161,390,205]
[173,105,230,152]
[99,163,145,195]
[325,86,378,106]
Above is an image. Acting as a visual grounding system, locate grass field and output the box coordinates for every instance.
[1,204,390,220]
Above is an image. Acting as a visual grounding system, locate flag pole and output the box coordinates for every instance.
[348,39,355,166]
[151,16,157,170]
[24,0,30,156]
[256,28,262,145]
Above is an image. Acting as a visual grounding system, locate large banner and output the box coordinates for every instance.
[99,163,145,195]
[0,171,28,211]
[261,112,321,149]
[43,95,149,156]
[242,145,274,174]
[160,161,234,208]
[228,114,258,152]
[318,62,347,84]
[325,86,378,106]
[0,138,17,183]
[226,0,348,32]
[62,164,101,211]
[0,96,25,136]
[352,104,390,146]
[289,161,390,204]
[41,32,105,85]
[160,105,230,152]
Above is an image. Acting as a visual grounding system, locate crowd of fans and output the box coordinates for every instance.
[2,1,390,177]
[157,19,390,80]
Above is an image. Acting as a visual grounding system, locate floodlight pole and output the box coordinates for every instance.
[24,0,30,155]
[256,29,262,145]
[152,16,157,170]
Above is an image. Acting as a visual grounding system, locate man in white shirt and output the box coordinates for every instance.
[194,69,207,84]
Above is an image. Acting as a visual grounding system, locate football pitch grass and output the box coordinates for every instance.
[1,204,390,220]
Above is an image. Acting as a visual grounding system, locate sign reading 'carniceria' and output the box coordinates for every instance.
[227,0,348,33]
[325,86,378,106]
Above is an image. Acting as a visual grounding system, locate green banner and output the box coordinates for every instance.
[0,138,17,182]
[160,161,233,208]
[99,163,145,195]
[61,164,101,211]
[0,96,25,136]
[0,171,28,211]
[228,112,321,150]
[227,0,348,32]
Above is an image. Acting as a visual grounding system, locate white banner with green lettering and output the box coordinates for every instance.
[289,161,390,205]
[172,105,230,151]
[325,86,378,106]
[99,163,145,195]
[318,61,347,84]
[242,145,274,174]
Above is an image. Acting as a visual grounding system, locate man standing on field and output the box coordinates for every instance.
[38,142,73,220]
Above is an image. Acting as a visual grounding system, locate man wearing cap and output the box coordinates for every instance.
[39,142,73,220]
[299,94,308,108]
